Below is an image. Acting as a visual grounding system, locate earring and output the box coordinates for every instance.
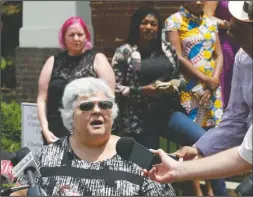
[111,122,116,131]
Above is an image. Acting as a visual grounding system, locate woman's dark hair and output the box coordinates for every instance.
[126,7,163,54]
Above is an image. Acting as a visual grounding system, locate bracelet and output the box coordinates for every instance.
[130,86,142,94]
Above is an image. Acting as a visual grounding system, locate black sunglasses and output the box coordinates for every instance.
[78,101,113,111]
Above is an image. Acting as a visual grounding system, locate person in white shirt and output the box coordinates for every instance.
[238,125,252,165]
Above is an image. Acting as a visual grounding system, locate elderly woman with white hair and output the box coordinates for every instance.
[11,77,176,196]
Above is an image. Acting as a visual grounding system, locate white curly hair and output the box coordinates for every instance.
[60,77,118,132]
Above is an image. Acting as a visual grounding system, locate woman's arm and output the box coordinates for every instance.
[37,56,58,144]
[213,32,223,80]
[162,41,186,90]
[111,47,157,97]
[167,31,210,83]
[94,53,116,93]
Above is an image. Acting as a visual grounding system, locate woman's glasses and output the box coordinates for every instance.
[77,101,113,111]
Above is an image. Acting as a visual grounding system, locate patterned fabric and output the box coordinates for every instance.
[164,6,223,128]
[215,0,239,108]
[46,50,98,138]
[195,49,253,156]
[18,137,175,196]
[111,42,185,135]
[51,50,98,81]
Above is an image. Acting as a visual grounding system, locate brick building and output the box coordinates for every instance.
[15,1,182,103]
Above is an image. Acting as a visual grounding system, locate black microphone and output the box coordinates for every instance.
[11,147,44,196]
[1,185,30,196]
[1,149,12,160]
[116,137,179,170]
[235,173,253,196]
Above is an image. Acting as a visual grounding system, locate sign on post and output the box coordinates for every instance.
[21,102,43,153]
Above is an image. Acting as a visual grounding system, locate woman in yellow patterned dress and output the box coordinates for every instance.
[164,1,224,129]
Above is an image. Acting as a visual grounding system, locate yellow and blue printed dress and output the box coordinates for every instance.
[164,7,223,128]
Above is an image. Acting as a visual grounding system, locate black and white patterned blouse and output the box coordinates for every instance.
[111,42,185,136]
[18,137,176,196]
[46,50,98,139]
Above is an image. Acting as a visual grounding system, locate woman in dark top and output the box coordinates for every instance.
[37,16,115,145]
[112,7,206,149]
[12,77,175,196]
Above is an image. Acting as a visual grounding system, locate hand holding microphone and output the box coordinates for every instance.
[142,149,182,184]
[116,137,183,184]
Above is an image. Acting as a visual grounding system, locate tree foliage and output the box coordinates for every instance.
[0,100,21,152]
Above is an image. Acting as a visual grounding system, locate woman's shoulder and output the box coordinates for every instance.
[203,15,218,29]
[115,43,133,54]
[164,12,183,31]
[54,50,67,57]
[40,137,68,155]
[112,43,133,64]
[110,135,143,171]
[51,50,69,63]
[112,154,143,174]
[165,11,182,23]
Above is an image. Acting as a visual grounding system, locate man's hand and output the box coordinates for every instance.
[143,149,180,184]
[174,146,202,160]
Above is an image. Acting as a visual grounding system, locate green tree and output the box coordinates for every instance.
[0,101,21,152]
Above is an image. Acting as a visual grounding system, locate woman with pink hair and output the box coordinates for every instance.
[37,16,115,145]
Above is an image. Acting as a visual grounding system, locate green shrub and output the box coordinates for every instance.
[0,100,21,152]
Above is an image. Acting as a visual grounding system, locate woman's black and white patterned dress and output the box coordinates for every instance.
[18,137,176,196]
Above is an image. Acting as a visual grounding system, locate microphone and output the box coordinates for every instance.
[0,185,47,196]
[1,149,12,160]
[59,185,81,196]
[11,147,43,196]
[1,185,30,196]
[11,147,41,178]
[1,160,15,184]
[116,137,179,170]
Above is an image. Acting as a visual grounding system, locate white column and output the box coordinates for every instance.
[19,1,93,48]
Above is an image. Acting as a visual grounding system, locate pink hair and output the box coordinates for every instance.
[58,16,92,50]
